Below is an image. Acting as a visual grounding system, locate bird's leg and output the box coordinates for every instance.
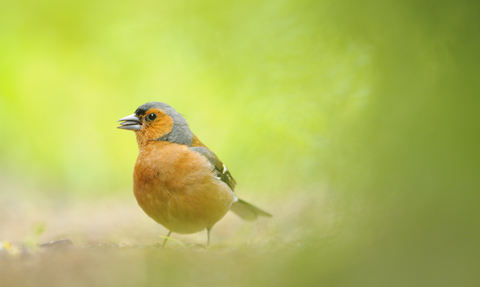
[161,230,172,248]
[207,228,212,247]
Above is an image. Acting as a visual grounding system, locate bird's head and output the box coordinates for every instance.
[117,102,193,146]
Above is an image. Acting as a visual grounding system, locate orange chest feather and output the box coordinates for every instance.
[131,141,233,233]
[133,142,209,195]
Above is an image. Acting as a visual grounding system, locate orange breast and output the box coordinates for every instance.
[133,141,234,234]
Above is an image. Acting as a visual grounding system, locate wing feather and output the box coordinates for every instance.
[189,146,237,190]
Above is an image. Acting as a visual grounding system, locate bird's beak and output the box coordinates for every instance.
[117,114,142,131]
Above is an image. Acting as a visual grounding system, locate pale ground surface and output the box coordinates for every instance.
[0,186,332,249]
[0,183,336,287]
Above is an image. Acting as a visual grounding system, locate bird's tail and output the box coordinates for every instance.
[230,199,272,221]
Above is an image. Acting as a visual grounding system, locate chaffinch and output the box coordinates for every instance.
[117,102,271,247]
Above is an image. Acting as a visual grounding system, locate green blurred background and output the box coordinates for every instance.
[0,0,479,286]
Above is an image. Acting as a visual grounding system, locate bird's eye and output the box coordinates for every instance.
[147,113,157,121]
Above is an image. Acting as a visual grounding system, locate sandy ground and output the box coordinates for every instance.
[0,186,332,249]
[0,184,342,287]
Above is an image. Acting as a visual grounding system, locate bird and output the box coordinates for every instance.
[117,101,271,247]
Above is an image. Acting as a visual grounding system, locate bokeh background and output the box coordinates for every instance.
[1,0,479,286]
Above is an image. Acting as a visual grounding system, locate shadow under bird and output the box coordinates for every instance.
[117,102,271,247]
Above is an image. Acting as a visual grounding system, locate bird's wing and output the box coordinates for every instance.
[189,146,237,191]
